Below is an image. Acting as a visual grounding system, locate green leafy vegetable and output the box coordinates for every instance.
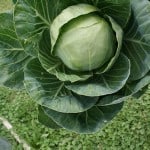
[0,0,149,133]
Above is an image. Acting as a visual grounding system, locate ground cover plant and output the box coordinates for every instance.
[0,0,150,134]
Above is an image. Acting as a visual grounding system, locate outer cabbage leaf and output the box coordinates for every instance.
[38,29,92,83]
[12,0,17,4]
[123,0,150,81]
[88,0,130,28]
[14,0,53,56]
[66,53,130,97]
[0,12,30,90]
[123,72,150,97]
[41,102,123,133]
[98,72,150,106]
[132,85,148,99]
[24,59,98,113]
[38,105,61,129]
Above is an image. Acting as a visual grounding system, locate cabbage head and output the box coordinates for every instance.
[0,0,150,133]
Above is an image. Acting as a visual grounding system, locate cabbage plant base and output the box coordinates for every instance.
[0,0,150,134]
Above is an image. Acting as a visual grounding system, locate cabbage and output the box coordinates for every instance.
[0,0,149,133]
